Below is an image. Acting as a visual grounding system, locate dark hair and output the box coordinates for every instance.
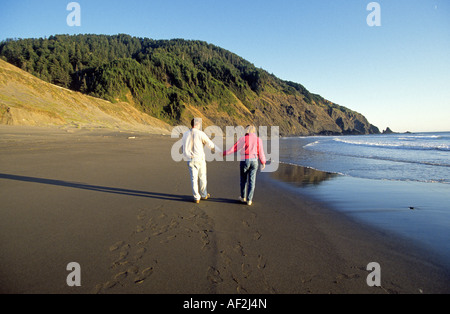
[191,118,201,128]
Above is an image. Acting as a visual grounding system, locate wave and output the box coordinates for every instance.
[303,141,450,167]
[285,134,450,184]
[304,140,320,148]
[279,159,450,184]
[333,138,450,152]
[398,135,442,140]
[360,155,450,168]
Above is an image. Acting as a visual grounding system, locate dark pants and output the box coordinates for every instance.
[240,159,259,202]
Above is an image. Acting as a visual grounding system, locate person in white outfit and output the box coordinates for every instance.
[182,118,219,203]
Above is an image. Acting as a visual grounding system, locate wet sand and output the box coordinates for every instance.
[0,125,449,294]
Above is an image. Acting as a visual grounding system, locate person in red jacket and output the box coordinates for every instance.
[223,125,266,206]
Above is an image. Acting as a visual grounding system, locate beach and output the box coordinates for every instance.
[0,125,449,295]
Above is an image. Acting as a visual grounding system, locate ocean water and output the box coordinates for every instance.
[280,132,450,184]
[274,132,450,266]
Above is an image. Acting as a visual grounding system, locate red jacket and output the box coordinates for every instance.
[223,133,266,164]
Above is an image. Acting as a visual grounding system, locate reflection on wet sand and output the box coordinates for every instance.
[271,162,338,187]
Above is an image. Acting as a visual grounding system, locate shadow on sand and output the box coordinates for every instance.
[0,173,239,204]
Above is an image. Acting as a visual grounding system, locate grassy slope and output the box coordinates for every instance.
[0,59,171,134]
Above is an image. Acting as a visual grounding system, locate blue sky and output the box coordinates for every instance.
[1,0,449,132]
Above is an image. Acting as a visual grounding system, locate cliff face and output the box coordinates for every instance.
[0,35,379,135]
[245,93,379,136]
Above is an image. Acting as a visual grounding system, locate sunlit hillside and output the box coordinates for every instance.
[0,59,171,134]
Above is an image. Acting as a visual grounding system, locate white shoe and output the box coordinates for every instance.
[247,200,252,206]
[239,196,246,203]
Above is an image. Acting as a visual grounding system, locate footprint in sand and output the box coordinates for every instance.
[200,230,211,250]
[234,242,245,257]
[335,273,360,281]
[127,265,139,275]
[160,234,177,244]
[241,263,252,279]
[220,250,233,266]
[111,250,130,267]
[109,241,127,252]
[114,271,128,281]
[137,210,147,221]
[207,267,223,284]
[237,284,248,294]
[257,255,266,270]
[134,267,154,285]
[132,247,147,261]
[253,231,262,240]
[136,225,146,233]
[137,237,150,246]
[101,280,119,290]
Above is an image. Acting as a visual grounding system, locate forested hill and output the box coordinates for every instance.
[0,34,379,135]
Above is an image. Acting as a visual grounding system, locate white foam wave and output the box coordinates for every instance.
[333,138,450,151]
[304,140,320,148]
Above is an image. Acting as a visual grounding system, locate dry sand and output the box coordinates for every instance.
[0,125,449,295]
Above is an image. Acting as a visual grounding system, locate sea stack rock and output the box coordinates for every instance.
[383,127,395,134]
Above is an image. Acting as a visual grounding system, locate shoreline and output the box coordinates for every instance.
[269,163,450,272]
[0,125,449,294]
